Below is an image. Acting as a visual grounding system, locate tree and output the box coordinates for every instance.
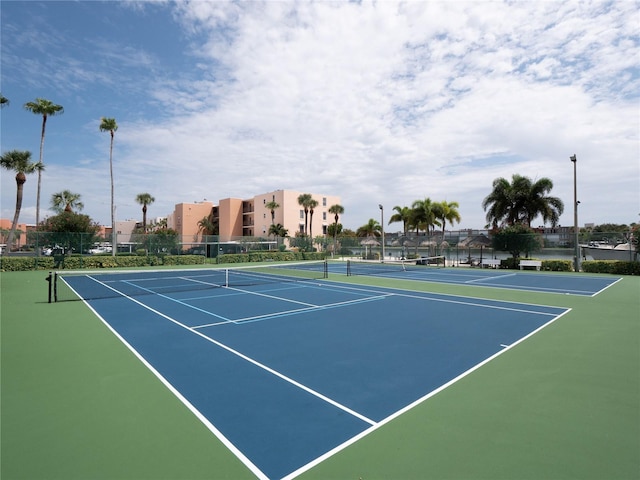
[411,198,440,235]
[135,193,155,232]
[265,200,280,226]
[0,93,9,108]
[297,193,313,235]
[482,174,563,228]
[268,223,288,247]
[37,211,101,254]
[388,205,412,234]
[436,200,461,238]
[356,218,382,238]
[24,98,64,226]
[197,215,217,237]
[1,150,37,250]
[308,198,319,239]
[99,117,118,256]
[522,177,564,227]
[51,190,84,213]
[491,223,543,259]
[328,204,344,252]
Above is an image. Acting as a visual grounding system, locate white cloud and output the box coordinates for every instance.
[2,0,638,231]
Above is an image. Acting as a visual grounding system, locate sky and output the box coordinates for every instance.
[1,0,638,232]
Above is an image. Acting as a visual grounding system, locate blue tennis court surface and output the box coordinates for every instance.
[341,261,621,296]
[63,270,570,479]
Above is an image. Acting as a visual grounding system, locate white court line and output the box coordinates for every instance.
[284,307,574,480]
[204,294,392,327]
[324,281,563,317]
[87,275,378,430]
[465,273,517,283]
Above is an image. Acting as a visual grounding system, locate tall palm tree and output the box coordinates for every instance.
[1,150,37,250]
[265,200,280,226]
[100,117,118,256]
[307,198,319,239]
[482,177,515,229]
[436,200,461,239]
[135,193,155,232]
[328,204,344,251]
[411,198,440,235]
[297,193,313,235]
[522,177,564,227]
[23,98,64,226]
[482,174,563,228]
[51,190,84,213]
[388,205,412,234]
[0,93,9,108]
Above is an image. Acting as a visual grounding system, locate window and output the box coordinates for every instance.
[323,212,327,220]
[300,210,304,219]
[322,225,328,235]
[322,197,327,206]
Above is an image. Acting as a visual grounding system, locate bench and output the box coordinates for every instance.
[519,259,542,271]
[481,259,501,268]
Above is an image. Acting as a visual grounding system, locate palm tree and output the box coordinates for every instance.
[197,214,217,238]
[328,204,344,252]
[0,93,9,108]
[522,177,564,227]
[268,223,288,245]
[356,218,382,238]
[411,198,440,235]
[265,200,280,226]
[99,117,118,256]
[51,190,84,213]
[436,200,461,239]
[482,174,564,228]
[307,198,319,239]
[23,98,64,226]
[388,205,412,234]
[1,150,37,250]
[297,193,313,235]
[135,193,155,232]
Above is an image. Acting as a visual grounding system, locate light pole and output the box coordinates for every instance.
[379,204,385,262]
[570,154,580,272]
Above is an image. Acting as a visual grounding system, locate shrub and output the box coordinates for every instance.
[541,260,573,272]
[582,260,640,275]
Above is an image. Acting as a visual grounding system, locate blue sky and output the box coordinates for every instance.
[1,0,638,231]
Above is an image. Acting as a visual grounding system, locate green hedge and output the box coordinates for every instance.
[0,254,205,272]
[582,260,640,275]
[497,258,574,272]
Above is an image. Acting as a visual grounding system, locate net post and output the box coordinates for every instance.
[46,272,53,303]
[346,260,351,276]
[225,268,229,288]
[53,272,59,302]
[324,259,328,279]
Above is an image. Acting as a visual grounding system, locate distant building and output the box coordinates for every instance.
[167,201,216,242]
[167,190,342,244]
[0,219,28,249]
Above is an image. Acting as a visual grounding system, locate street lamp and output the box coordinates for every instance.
[570,154,580,272]
[379,204,385,262]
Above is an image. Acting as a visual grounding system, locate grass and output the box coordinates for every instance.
[1,269,638,479]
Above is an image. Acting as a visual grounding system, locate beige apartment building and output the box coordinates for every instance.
[167,190,342,244]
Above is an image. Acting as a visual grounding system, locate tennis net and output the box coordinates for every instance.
[52,260,328,302]
[347,256,445,276]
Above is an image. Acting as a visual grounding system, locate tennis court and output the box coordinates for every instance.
[55,262,570,479]
[343,258,621,296]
